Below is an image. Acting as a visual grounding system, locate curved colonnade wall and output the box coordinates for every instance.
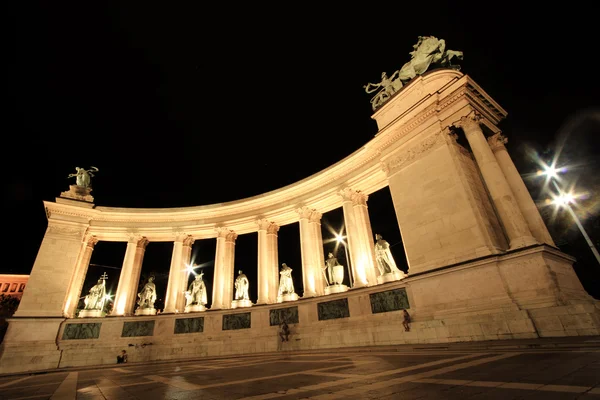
[2,70,599,374]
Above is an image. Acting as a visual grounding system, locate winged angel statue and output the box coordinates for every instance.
[364,36,463,110]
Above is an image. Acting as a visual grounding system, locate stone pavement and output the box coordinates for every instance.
[0,336,599,399]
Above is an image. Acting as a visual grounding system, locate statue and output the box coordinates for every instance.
[364,71,403,111]
[68,166,99,188]
[185,272,207,307]
[83,275,107,311]
[374,234,401,275]
[364,36,463,110]
[323,252,344,285]
[137,276,157,309]
[234,270,249,300]
[277,263,295,296]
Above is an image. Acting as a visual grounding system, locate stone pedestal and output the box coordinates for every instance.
[78,309,103,318]
[231,299,253,309]
[60,185,94,203]
[377,270,406,284]
[134,308,156,316]
[184,304,206,313]
[324,284,349,295]
[277,293,299,303]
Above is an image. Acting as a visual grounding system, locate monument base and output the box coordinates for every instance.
[134,308,157,316]
[59,185,94,203]
[78,309,103,318]
[277,293,299,303]
[231,299,253,309]
[184,304,206,313]
[325,284,349,295]
[377,270,406,284]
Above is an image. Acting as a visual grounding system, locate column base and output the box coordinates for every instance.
[231,299,253,309]
[184,304,206,313]
[134,308,157,316]
[78,309,103,318]
[277,293,299,303]
[377,270,407,284]
[325,284,349,295]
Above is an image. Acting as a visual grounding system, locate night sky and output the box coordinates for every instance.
[6,3,599,308]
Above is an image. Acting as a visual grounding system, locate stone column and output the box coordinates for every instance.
[309,210,326,296]
[266,222,280,303]
[455,112,537,249]
[351,191,379,285]
[340,188,368,287]
[211,228,237,310]
[164,234,194,314]
[488,133,555,246]
[112,236,149,316]
[297,207,317,297]
[176,236,195,312]
[64,234,98,317]
[257,219,279,304]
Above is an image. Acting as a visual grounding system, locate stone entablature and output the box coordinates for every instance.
[46,70,506,242]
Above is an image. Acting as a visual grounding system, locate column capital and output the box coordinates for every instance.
[339,187,368,206]
[256,218,271,231]
[339,187,355,202]
[453,110,482,132]
[488,132,508,153]
[136,237,149,250]
[85,235,99,249]
[216,227,238,242]
[182,235,195,247]
[352,191,368,206]
[296,206,314,220]
[267,222,280,235]
[309,211,322,223]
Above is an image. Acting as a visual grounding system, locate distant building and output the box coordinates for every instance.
[0,275,29,300]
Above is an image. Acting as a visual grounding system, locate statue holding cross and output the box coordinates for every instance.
[83,274,107,311]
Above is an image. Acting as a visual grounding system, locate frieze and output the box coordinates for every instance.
[174,317,204,334]
[62,323,101,340]
[381,131,445,175]
[122,320,155,337]
[222,313,251,330]
[369,288,410,314]
[46,223,87,239]
[375,89,467,153]
[317,298,350,321]
[269,306,299,326]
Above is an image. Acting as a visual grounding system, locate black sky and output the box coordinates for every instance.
[6,2,600,304]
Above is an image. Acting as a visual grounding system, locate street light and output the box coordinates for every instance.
[335,233,353,287]
[538,164,600,267]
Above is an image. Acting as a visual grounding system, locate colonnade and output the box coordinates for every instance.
[64,188,388,317]
[62,110,557,318]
